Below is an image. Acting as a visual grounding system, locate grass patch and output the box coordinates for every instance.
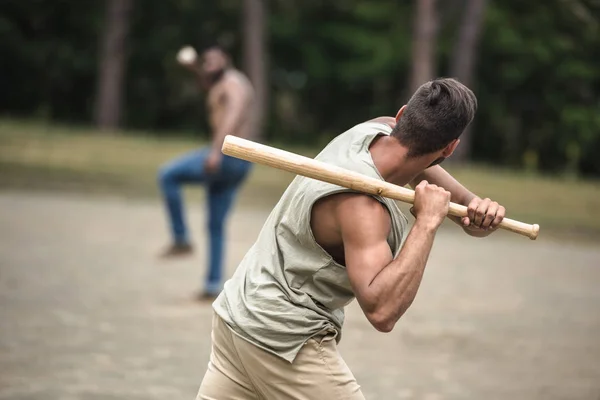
[1,118,599,242]
[0,119,294,208]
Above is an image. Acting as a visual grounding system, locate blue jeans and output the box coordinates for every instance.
[158,147,252,294]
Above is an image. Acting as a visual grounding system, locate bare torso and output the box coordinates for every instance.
[207,69,255,140]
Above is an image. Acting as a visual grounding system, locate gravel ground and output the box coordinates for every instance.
[0,190,599,400]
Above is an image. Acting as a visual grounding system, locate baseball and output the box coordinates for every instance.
[177,46,197,65]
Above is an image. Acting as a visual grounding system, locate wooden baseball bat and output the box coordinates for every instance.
[222,135,540,240]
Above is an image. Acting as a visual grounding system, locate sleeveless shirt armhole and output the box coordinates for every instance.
[305,188,394,269]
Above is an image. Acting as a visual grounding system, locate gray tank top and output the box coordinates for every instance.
[213,121,408,362]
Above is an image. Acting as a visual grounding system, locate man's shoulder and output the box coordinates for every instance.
[332,193,392,240]
[364,116,396,130]
[337,118,395,138]
[336,193,390,216]
[318,192,390,229]
[225,69,253,88]
[323,118,393,144]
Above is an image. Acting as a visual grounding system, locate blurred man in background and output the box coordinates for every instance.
[157,42,255,300]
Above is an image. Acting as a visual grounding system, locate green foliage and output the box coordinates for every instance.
[475,0,600,175]
[0,0,599,175]
[0,0,102,120]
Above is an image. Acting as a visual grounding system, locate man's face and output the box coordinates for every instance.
[201,48,227,82]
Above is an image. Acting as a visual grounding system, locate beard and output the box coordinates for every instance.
[204,68,226,86]
[427,157,446,168]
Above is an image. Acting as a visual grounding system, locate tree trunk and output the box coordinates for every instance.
[242,0,268,140]
[409,0,438,94]
[94,0,133,131]
[449,0,487,161]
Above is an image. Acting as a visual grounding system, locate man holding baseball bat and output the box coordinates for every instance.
[157,42,255,299]
[197,78,506,399]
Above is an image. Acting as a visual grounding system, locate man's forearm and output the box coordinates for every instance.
[210,85,246,155]
[209,117,238,155]
[412,167,489,234]
[411,166,476,206]
[411,166,507,237]
[210,130,229,153]
[365,219,438,330]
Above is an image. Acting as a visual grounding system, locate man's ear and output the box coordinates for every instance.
[395,105,407,122]
[442,139,460,157]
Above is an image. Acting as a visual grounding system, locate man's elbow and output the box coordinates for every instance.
[365,311,394,332]
[365,298,416,332]
[373,320,395,333]
[366,308,407,333]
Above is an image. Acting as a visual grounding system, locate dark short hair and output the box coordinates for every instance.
[392,78,477,157]
[198,39,229,56]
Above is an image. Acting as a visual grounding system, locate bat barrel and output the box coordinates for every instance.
[222,135,539,240]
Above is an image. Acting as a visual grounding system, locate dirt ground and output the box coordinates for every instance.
[0,190,599,400]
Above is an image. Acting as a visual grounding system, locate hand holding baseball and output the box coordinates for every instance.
[177,46,197,66]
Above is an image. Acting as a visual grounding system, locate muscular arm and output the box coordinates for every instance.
[338,195,440,332]
[409,166,503,237]
[409,165,476,205]
[211,80,247,154]
[180,62,205,85]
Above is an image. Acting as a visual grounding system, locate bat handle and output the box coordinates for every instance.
[448,203,539,240]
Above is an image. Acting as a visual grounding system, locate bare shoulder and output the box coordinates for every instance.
[311,192,391,257]
[334,193,392,236]
[225,70,253,93]
[335,192,386,210]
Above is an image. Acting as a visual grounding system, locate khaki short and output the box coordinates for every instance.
[196,313,365,400]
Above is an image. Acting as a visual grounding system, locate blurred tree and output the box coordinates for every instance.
[269,1,412,143]
[475,0,600,175]
[94,0,134,130]
[449,0,488,161]
[242,0,267,139]
[409,0,438,93]
[0,0,101,121]
[0,0,599,175]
